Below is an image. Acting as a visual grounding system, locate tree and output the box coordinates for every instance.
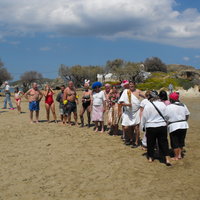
[105,59,125,73]
[0,59,13,86]
[20,71,43,92]
[58,64,74,82]
[58,64,104,87]
[144,57,167,72]
[114,62,143,83]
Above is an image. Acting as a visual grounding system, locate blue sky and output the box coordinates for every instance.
[0,0,200,80]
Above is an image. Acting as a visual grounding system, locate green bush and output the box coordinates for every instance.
[137,74,194,91]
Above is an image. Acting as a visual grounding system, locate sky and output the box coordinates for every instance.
[0,0,200,81]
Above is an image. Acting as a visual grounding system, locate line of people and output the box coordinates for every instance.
[1,80,190,166]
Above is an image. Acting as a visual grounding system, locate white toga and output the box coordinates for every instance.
[118,89,140,126]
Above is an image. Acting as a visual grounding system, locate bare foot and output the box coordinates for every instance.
[148,157,153,163]
[94,128,98,132]
[171,157,179,161]
[142,147,147,151]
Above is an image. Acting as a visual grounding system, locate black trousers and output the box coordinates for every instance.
[146,126,169,158]
[170,129,187,149]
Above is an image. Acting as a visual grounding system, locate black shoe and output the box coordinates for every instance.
[166,162,172,167]
[125,140,131,145]
[131,143,140,148]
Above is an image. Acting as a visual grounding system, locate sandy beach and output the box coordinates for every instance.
[0,95,200,200]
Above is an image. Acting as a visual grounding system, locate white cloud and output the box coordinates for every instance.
[195,55,200,59]
[39,47,51,51]
[183,56,190,61]
[0,0,200,48]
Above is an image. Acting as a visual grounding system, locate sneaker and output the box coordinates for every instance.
[9,108,15,110]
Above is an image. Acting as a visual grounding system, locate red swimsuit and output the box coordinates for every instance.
[45,92,54,105]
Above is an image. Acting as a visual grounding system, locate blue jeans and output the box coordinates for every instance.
[3,93,13,108]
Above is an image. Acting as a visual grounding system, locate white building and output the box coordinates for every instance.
[97,73,118,82]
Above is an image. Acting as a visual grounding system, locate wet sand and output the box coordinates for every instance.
[0,96,200,200]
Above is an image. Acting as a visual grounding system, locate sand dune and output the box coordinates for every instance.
[0,96,200,200]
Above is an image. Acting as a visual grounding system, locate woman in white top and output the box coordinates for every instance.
[141,91,171,166]
[91,82,106,132]
[140,91,151,149]
[165,92,190,160]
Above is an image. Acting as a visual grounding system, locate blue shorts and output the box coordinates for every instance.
[29,101,40,111]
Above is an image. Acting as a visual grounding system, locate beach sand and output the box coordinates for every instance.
[0,95,200,200]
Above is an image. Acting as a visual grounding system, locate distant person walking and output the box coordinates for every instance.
[24,82,43,123]
[2,81,14,110]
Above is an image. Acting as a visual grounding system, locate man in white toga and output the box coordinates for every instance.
[118,81,145,147]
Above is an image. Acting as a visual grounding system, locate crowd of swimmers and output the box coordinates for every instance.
[1,80,190,166]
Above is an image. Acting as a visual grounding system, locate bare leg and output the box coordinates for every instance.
[165,156,171,166]
[16,100,21,113]
[74,112,78,125]
[94,121,98,132]
[50,103,57,122]
[124,126,133,145]
[134,124,140,145]
[172,148,180,160]
[87,109,91,127]
[79,107,85,127]
[35,110,39,123]
[122,126,125,140]
[63,115,67,125]
[113,124,118,135]
[60,114,64,123]
[68,113,72,125]
[178,148,182,159]
[18,100,22,113]
[100,121,104,132]
[45,103,50,122]
[30,111,34,123]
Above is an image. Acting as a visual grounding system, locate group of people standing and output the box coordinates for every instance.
[1,80,190,166]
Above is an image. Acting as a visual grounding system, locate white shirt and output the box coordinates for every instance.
[5,85,10,91]
[141,100,167,128]
[118,89,141,126]
[92,91,106,106]
[165,102,190,133]
[140,98,149,108]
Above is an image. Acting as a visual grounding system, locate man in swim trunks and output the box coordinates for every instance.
[24,82,43,123]
[63,81,78,125]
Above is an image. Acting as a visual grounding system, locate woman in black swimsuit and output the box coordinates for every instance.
[80,81,92,127]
